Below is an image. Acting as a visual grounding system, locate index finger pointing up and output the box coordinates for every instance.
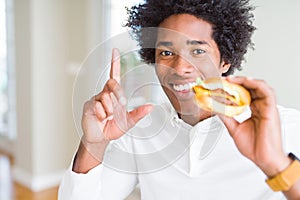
[110,48,121,83]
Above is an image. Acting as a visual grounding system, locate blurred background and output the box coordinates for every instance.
[0,0,299,199]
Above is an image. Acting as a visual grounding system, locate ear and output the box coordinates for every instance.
[220,60,231,74]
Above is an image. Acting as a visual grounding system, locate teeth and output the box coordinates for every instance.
[173,82,196,91]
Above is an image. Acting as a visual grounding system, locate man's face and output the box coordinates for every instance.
[155,14,230,115]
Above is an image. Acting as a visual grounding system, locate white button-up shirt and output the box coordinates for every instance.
[58,103,300,200]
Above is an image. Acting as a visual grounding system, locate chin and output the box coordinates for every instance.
[172,98,201,116]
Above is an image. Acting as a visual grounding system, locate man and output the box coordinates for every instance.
[59,0,300,199]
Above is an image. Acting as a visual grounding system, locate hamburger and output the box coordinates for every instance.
[193,78,251,117]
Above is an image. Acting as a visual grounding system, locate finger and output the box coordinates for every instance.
[110,92,129,131]
[218,115,239,137]
[225,76,257,90]
[106,79,127,105]
[110,48,121,83]
[98,92,114,116]
[95,80,127,106]
[91,94,113,120]
[225,76,274,99]
[94,101,108,120]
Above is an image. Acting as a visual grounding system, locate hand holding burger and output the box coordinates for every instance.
[193,76,291,179]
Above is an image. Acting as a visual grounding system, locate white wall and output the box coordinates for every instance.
[9,0,110,192]
[10,0,89,191]
[237,0,300,110]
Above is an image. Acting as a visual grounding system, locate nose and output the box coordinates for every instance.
[171,55,194,76]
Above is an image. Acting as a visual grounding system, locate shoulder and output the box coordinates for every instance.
[277,105,300,155]
[277,105,300,123]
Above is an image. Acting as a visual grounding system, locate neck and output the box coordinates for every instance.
[178,111,214,126]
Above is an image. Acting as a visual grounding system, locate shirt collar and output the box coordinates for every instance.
[165,102,223,133]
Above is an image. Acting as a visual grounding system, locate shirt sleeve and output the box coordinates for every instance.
[58,159,138,200]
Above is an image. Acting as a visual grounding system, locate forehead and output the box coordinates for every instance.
[157,14,214,43]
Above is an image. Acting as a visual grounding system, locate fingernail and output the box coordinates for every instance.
[107,115,114,120]
[146,104,154,113]
[95,101,101,109]
[112,48,117,55]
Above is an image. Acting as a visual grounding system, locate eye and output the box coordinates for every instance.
[192,49,206,55]
[160,50,174,56]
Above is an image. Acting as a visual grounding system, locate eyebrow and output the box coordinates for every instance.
[156,40,210,47]
[156,41,173,47]
[186,40,209,46]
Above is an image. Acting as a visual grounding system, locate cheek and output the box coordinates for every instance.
[155,63,167,82]
[191,58,222,77]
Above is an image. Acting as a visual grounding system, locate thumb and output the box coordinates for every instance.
[218,115,239,137]
[128,104,153,126]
